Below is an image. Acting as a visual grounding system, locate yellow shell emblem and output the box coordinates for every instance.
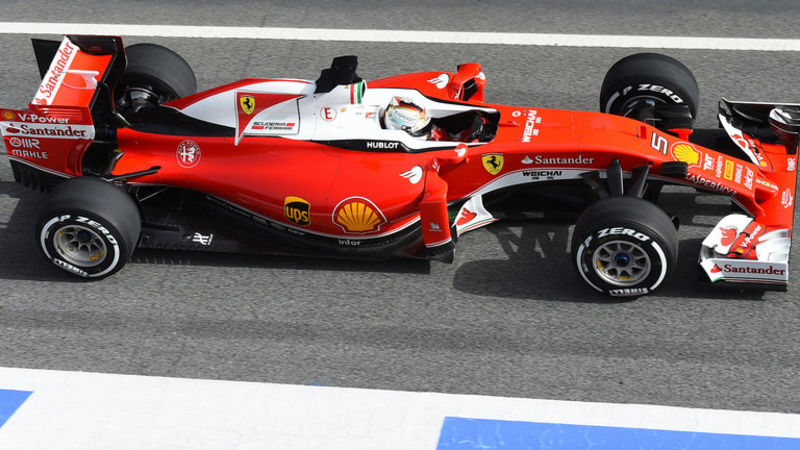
[333,197,386,233]
[671,143,700,167]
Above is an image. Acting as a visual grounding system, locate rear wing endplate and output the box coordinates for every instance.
[31,35,124,111]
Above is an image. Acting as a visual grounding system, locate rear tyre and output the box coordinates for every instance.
[117,43,197,113]
[571,197,678,298]
[600,53,699,120]
[36,177,141,279]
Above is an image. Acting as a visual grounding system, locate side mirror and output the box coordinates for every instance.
[448,63,486,102]
[769,106,800,154]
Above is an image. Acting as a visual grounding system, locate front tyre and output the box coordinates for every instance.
[600,53,699,120]
[36,178,141,279]
[571,197,678,298]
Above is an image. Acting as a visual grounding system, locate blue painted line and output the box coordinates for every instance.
[437,417,800,450]
[0,389,32,429]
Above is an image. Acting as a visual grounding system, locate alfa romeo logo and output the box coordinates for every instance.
[176,140,201,168]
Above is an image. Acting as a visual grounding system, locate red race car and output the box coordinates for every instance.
[2,35,797,298]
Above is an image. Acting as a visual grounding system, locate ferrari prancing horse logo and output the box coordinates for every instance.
[239,95,255,115]
[481,153,504,175]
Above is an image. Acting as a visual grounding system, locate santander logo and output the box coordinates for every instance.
[709,262,786,276]
[34,39,76,105]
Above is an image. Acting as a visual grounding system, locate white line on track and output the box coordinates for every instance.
[1,22,800,51]
[1,367,800,449]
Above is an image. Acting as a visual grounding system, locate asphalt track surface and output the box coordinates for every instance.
[1,1,800,414]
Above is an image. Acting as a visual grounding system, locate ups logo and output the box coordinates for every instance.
[284,196,310,226]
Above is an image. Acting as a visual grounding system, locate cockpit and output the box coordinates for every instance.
[310,55,499,152]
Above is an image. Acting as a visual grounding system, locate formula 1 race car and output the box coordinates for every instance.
[2,35,798,298]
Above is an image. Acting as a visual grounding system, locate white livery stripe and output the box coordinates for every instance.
[1,22,800,51]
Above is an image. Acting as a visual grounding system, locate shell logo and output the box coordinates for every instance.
[1,111,14,120]
[333,197,387,233]
[671,143,701,167]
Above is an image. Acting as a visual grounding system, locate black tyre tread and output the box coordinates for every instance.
[573,197,678,251]
[571,197,679,297]
[600,52,699,118]
[41,177,141,260]
[124,43,197,99]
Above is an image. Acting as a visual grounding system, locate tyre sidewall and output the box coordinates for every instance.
[600,53,699,117]
[603,80,693,115]
[38,210,128,279]
[574,222,671,298]
[123,43,197,100]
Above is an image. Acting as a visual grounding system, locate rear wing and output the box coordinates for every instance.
[1,35,124,185]
[31,35,124,109]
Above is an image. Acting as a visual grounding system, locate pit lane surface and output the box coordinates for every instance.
[1,0,800,418]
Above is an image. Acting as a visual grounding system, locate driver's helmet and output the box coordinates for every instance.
[383,97,432,138]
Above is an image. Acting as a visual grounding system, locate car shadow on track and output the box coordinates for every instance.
[0,178,776,299]
[0,179,72,282]
[452,190,768,303]
[0,178,431,281]
[129,248,432,275]
[452,220,607,303]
